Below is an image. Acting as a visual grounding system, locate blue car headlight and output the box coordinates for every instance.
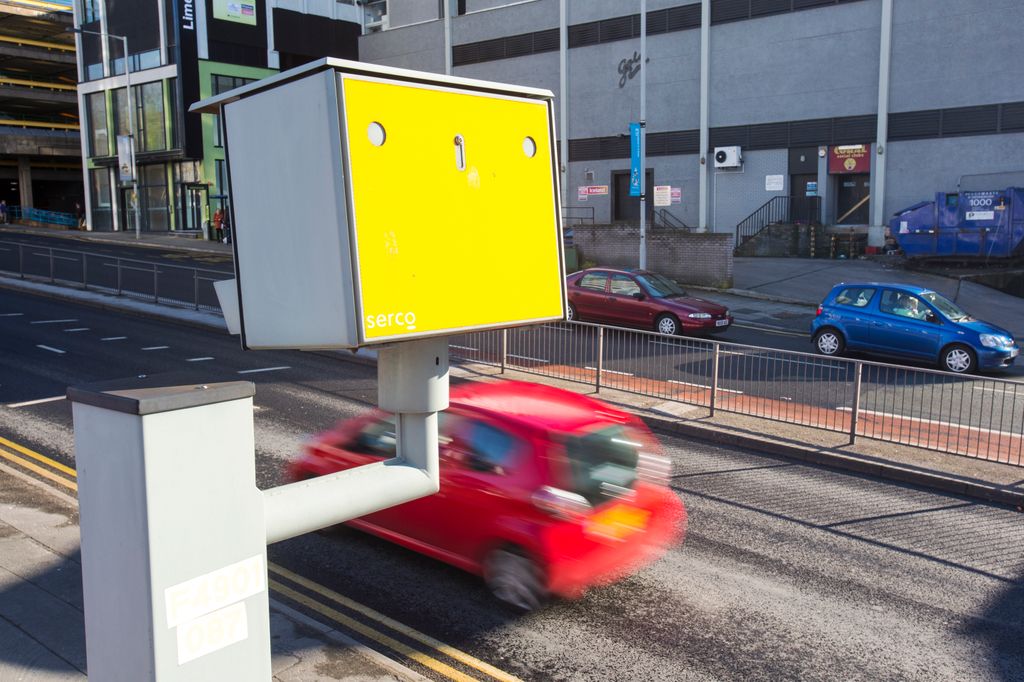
[979,334,1011,348]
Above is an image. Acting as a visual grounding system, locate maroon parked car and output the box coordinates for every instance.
[566,268,732,336]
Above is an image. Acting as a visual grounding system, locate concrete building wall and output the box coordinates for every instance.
[890,0,1024,112]
[363,0,1024,241]
[456,0,557,39]
[710,149,789,233]
[709,1,881,127]
[358,19,446,73]
[387,1,439,29]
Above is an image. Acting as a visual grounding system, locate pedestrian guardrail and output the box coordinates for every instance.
[450,321,1024,467]
[0,239,232,313]
[8,206,79,228]
[1,239,1019,467]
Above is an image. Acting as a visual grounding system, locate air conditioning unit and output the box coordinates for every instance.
[713,146,742,169]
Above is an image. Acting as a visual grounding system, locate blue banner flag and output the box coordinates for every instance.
[629,122,642,197]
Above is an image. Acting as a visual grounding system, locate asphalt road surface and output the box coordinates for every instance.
[1,289,1022,681]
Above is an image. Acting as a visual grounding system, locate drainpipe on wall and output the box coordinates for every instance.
[870,0,894,247]
[443,0,452,75]
[560,0,567,208]
[698,0,710,232]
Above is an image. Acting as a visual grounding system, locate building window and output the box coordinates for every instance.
[82,0,100,22]
[211,75,255,148]
[112,87,130,137]
[86,92,109,157]
[134,81,167,152]
[89,168,112,230]
[212,74,256,95]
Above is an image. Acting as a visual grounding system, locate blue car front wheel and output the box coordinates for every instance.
[940,344,976,374]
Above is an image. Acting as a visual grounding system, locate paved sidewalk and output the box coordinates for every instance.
[0,463,421,681]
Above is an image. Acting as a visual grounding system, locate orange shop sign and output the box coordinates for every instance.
[828,145,870,174]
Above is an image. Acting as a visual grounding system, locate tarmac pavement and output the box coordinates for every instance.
[2,223,1024,680]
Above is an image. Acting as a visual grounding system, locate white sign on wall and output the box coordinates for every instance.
[765,174,784,192]
[653,185,671,207]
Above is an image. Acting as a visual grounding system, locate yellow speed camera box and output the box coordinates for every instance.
[191,58,565,350]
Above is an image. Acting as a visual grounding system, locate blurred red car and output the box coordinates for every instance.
[566,267,732,335]
[288,380,686,611]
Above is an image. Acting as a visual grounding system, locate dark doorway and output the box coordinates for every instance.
[790,173,818,224]
[835,173,870,224]
[118,187,134,233]
[181,184,207,233]
[612,169,654,223]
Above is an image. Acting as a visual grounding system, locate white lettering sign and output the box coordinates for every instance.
[765,174,785,192]
[176,602,248,665]
[182,0,195,30]
[653,185,671,207]
[966,211,995,221]
[164,554,264,628]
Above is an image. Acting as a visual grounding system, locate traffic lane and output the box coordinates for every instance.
[269,435,1024,681]
[0,233,234,272]
[0,289,379,482]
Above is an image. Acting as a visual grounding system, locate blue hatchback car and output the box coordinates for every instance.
[810,283,1019,373]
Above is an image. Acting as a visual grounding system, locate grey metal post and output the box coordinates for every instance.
[194,269,200,310]
[500,328,508,374]
[596,326,605,393]
[559,0,568,205]
[698,0,710,231]
[638,0,647,268]
[709,342,720,417]
[870,0,894,246]
[850,362,863,444]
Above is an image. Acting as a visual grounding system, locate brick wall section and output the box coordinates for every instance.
[572,225,734,288]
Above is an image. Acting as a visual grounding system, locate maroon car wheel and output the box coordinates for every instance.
[655,314,680,336]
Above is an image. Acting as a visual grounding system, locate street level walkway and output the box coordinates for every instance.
[0,462,422,681]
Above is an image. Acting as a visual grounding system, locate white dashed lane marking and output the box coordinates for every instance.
[237,366,290,375]
[30,319,77,325]
[36,345,65,354]
[186,357,214,362]
[64,328,89,333]
[142,346,169,351]
[101,336,126,341]
[0,313,24,317]
[7,396,65,408]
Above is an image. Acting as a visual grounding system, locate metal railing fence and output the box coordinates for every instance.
[8,206,78,228]
[451,320,1024,467]
[2,240,1020,467]
[0,240,232,312]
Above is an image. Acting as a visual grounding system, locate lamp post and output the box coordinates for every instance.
[71,27,141,240]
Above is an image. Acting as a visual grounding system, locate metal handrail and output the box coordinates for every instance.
[735,195,821,248]
[562,206,595,226]
[654,208,690,230]
[455,318,1024,466]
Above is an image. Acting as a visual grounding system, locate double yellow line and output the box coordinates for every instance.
[0,431,521,682]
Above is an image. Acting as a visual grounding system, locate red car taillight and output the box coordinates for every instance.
[816,306,822,316]
[532,486,593,521]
